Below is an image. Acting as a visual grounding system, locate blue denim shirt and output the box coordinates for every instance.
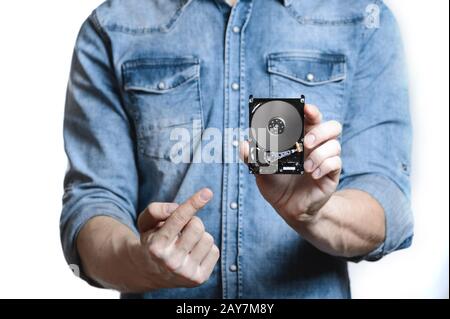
[61,0,413,299]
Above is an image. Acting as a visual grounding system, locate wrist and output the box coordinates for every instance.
[120,234,159,293]
[281,195,331,228]
[126,233,169,293]
[285,196,342,256]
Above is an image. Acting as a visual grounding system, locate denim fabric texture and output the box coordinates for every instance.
[61,0,413,298]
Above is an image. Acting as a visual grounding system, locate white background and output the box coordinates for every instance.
[0,0,448,299]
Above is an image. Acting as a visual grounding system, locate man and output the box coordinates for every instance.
[61,0,413,298]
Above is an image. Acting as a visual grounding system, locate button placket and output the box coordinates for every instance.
[221,0,252,300]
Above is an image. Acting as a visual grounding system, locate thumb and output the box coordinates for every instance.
[137,202,179,233]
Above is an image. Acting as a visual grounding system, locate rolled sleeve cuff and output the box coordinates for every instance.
[60,202,138,287]
[338,174,414,262]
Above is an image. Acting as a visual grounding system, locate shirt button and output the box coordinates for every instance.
[230,202,238,210]
[229,264,238,272]
[232,26,241,33]
[306,73,315,82]
[231,82,240,91]
[158,81,166,90]
[232,140,239,147]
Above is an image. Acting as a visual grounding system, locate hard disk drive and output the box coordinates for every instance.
[248,95,305,174]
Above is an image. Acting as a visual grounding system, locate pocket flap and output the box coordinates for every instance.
[123,57,200,93]
[267,51,346,86]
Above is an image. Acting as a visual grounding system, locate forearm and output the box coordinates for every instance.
[76,216,150,292]
[293,189,386,258]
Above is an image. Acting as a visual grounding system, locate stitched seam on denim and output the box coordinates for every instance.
[268,55,274,97]
[123,58,199,69]
[335,61,346,123]
[101,0,194,35]
[269,52,347,63]
[196,62,205,132]
[221,2,238,300]
[124,75,199,93]
[237,0,253,299]
[268,68,346,86]
[123,58,200,93]
[285,4,365,26]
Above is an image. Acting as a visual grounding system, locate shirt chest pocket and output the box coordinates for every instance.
[268,51,347,121]
[122,57,203,160]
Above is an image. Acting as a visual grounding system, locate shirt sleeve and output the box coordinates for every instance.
[60,12,139,285]
[338,2,414,262]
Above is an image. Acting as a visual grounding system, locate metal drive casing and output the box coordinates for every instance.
[248,95,305,174]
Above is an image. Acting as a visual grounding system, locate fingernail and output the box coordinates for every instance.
[305,134,316,147]
[313,168,321,179]
[200,189,212,202]
[165,203,179,214]
[304,159,314,172]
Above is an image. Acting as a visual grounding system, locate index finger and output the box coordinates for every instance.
[155,188,213,244]
[304,104,322,126]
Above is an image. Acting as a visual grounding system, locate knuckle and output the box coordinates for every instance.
[172,211,189,227]
[323,156,341,172]
[330,120,342,132]
[177,267,195,281]
[211,245,220,258]
[333,140,342,154]
[318,111,323,121]
[321,160,331,172]
[325,139,340,154]
[165,258,182,272]
[310,127,321,139]
[203,233,214,245]
[191,273,206,286]
[184,268,206,287]
[189,217,205,234]
[176,242,190,256]
[157,231,171,243]
[203,270,214,282]
[148,242,165,260]
[187,197,202,211]
[336,156,343,168]
[312,148,324,163]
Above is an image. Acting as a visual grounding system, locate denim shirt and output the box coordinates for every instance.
[61,0,413,299]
